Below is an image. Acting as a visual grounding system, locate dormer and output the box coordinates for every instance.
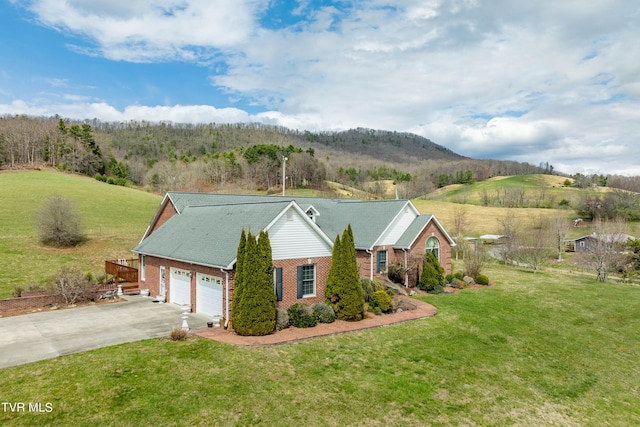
[305,205,320,223]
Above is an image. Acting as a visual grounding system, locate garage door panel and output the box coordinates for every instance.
[170,268,191,306]
[196,273,223,318]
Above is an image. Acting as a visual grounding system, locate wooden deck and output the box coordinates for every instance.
[105,259,139,295]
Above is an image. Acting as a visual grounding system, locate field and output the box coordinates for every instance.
[1,263,639,426]
[2,170,640,425]
[0,170,161,298]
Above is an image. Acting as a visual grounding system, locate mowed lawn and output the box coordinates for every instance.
[1,264,639,426]
[0,170,161,298]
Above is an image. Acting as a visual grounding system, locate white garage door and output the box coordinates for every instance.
[170,268,191,306]
[196,273,223,318]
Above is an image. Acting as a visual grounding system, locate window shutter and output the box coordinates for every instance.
[376,251,382,273]
[297,266,304,298]
[275,267,283,302]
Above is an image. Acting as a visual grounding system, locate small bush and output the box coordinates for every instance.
[476,274,490,286]
[287,304,317,328]
[35,194,86,247]
[454,271,464,280]
[275,308,290,330]
[427,284,444,294]
[387,262,404,284]
[445,274,455,284]
[312,303,336,323]
[169,327,189,341]
[369,290,393,314]
[360,278,384,302]
[49,267,97,305]
[450,278,466,289]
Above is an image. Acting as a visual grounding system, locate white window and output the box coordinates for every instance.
[426,237,440,260]
[377,250,388,273]
[301,265,316,297]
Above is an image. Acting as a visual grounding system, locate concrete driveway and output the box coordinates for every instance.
[0,296,211,369]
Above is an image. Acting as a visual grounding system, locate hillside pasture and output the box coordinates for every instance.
[0,170,161,298]
[425,174,607,209]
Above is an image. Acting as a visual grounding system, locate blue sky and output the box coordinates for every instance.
[1,1,639,175]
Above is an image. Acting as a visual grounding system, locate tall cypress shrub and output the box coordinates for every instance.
[325,233,343,306]
[231,229,247,319]
[232,230,276,336]
[325,225,365,321]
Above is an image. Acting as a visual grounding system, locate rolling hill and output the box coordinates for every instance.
[0,169,161,298]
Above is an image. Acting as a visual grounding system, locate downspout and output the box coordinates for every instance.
[366,249,373,280]
[402,248,408,288]
[221,268,230,329]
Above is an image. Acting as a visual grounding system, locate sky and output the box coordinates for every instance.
[1,1,639,176]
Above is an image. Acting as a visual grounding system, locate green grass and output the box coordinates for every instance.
[425,174,607,207]
[1,263,639,426]
[0,170,161,298]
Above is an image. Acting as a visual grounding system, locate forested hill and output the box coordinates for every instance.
[303,128,465,163]
[93,122,464,164]
[1,116,560,198]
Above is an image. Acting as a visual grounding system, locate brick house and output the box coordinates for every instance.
[133,193,454,325]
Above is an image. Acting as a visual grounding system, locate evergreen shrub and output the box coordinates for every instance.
[369,289,393,314]
[288,304,317,328]
[475,274,490,285]
[360,278,383,302]
[312,303,336,323]
[276,308,290,330]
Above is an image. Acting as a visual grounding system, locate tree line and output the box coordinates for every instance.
[4,114,636,199]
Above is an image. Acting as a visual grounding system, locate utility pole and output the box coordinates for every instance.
[282,156,288,196]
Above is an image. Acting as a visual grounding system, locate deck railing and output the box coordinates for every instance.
[105,259,139,284]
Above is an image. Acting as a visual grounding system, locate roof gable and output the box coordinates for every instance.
[134,200,333,269]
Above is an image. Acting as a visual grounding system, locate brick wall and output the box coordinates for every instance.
[0,285,114,315]
[273,256,332,310]
[140,255,230,314]
[139,254,333,321]
[148,201,178,235]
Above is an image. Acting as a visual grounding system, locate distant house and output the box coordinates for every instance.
[566,233,636,253]
[132,193,454,324]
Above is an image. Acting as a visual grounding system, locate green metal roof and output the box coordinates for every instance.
[165,192,408,249]
[134,201,292,268]
[394,215,433,249]
[139,193,444,266]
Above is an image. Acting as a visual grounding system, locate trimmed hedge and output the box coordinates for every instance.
[288,304,317,328]
[312,303,336,323]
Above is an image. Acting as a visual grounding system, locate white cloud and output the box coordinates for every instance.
[7,1,640,175]
[26,0,266,61]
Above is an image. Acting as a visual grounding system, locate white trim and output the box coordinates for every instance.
[140,255,146,281]
[372,200,418,248]
[301,264,316,298]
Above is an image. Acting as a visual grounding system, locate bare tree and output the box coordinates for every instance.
[550,210,571,261]
[462,239,487,278]
[50,267,97,305]
[577,218,630,282]
[518,214,553,273]
[495,211,521,266]
[452,205,470,260]
[35,194,86,247]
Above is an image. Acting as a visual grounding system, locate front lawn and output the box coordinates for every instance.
[1,264,639,425]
